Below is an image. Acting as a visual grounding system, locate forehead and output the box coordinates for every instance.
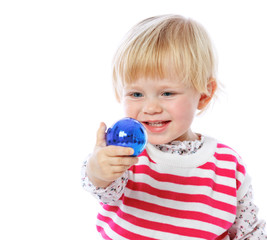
[123,77,186,89]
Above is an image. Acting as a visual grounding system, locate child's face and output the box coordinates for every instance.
[122,77,201,145]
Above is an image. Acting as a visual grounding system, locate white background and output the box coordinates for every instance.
[1,0,267,239]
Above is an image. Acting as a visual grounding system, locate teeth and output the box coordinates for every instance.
[147,122,165,127]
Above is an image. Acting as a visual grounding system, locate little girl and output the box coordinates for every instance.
[81,14,267,239]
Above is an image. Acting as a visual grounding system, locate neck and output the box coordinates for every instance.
[173,129,199,142]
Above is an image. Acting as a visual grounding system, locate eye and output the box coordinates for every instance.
[131,92,143,98]
[162,92,174,97]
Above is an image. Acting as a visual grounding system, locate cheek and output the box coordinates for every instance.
[169,98,198,121]
[122,101,139,118]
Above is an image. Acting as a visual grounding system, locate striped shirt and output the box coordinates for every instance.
[86,136,251,239]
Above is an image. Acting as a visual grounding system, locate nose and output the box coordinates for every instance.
[143,98,163,115]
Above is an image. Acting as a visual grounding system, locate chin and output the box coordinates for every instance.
[147,137,171,145]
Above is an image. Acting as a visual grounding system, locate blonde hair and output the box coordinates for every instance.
[112,14,218,101]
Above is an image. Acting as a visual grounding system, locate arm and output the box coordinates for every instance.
[81,122,137,203]
[81,158,129,204]
[228,185,267,239]
[81,160,128,204]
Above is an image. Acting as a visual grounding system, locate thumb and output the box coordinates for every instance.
[95,122,107,147]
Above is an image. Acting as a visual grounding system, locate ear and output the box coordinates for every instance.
[198,78,217,110]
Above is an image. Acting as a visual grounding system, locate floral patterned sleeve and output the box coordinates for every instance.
[228,185,267,239]
[81,159,128,204]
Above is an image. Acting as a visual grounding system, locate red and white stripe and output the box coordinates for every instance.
[96,137,250,240]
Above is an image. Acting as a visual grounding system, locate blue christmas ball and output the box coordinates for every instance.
[106,117,148,156]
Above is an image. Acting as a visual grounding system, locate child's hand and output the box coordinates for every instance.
[86,122,138,188]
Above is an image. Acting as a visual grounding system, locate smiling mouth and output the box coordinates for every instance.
[143,121,171,127]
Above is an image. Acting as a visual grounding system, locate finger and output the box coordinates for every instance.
[95,122,107,147]
[105,145,134,157]
[111,165,132,174]
[110,156,138,167]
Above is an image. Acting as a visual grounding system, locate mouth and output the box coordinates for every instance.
[142,120,171,132]
[145,121,170,126]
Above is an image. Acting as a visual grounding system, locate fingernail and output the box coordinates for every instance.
[127,148,134,155]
